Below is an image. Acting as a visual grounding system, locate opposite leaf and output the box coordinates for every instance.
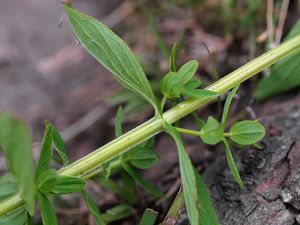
[64,5,159,114]
[200,116,223,145]
[229,120,265,145]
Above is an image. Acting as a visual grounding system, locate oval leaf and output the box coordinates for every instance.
[64,5,159,114]
[200,117,223,145]
[229,120,265,145]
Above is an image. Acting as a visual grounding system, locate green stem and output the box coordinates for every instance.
[1,34,300,217]
[160,95,168,112]
[223,133,230,137]
[175,127,200,136]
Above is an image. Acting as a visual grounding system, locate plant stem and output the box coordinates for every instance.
[160,95,168,112]
[175,127,200,136]
[1,34,300,217]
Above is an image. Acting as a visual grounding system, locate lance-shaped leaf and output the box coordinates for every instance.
[64,5,159,114]
[37,191,58,225]
[0,112,35,215]
[81,191,105,225]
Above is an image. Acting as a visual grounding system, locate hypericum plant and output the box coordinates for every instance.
[1,2,300,225]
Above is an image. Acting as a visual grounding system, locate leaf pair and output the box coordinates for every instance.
[165,124,219,225]
[161,60,216,100]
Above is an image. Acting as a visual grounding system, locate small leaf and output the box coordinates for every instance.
[178,60,198,84]
[52,124,69,166]
[194,169,220,225]
[139,208,158,225]
[182,87,217,98]
[165,124,199,225]
[122,163,163,197]
[223,139,243,188]
[102,162,112,180]
[121,171,138,204]
[221,85,239,130]
[0,207,28,225]
[51,175,86,195]
[229,120,265,145]
[128,149,159,169]
[35,122,53,179]
[185,77,202,89]
[64,5,159,114]
[81,190,105,225]
[36,169,58,194]
[37,191,58,225]
[102,204,131,223]
[0,112,35,215]
[200,117,223,145]
[161,72,184,99]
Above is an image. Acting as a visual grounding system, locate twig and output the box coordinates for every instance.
[275,0,290,46]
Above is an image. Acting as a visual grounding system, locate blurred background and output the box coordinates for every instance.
[1,0,300,224]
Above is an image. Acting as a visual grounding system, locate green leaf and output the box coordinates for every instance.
[102,204,131,223]
[0,207,28,225]
[64,5,159,114]
[128,148,159,169]
[115,106,123,137]
[221,85,239,130]
[121,171,138,204]
[200,117,223,145]
[229,120,265,145]
[182,87,217,98]
[169,43,177,72]
[51,175,85,195]
[0,174,19,202]
[223,139,243,188]
[194,169,220,225]
[185,77,202,89]
[139,208,158,225]
[0,112,35,215]
[165,124,199,225]
[36,169,58,194]
[37,191,58,225]
[52,124,69,166]
[254,20,300,100]
[161,72,184,99]
[35,122,53,179]
[122,163,163,198]
[81,190,105,225]
[178,60,198,84]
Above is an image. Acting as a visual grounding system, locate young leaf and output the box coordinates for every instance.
[185,77,202,89]
[0,112,35,215]
[229,120,265,145]
[221,85,239,130]
[122,163,163,198]
[194,169,220,225]
[0,207,28,225]
[50,175,85,195]
[35,122,53,179]
[81,190,105,225]
[177,60,198,84]
[64,5,159,114]
[200,117,223,145]
[254,20,300,100]
[52,124,69,166]
[165,124,199,225]
[37,191,58,225]
[36,169,58,194]
[139,208,158,225]
[223,139,243,188]
[161,72,184,99]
